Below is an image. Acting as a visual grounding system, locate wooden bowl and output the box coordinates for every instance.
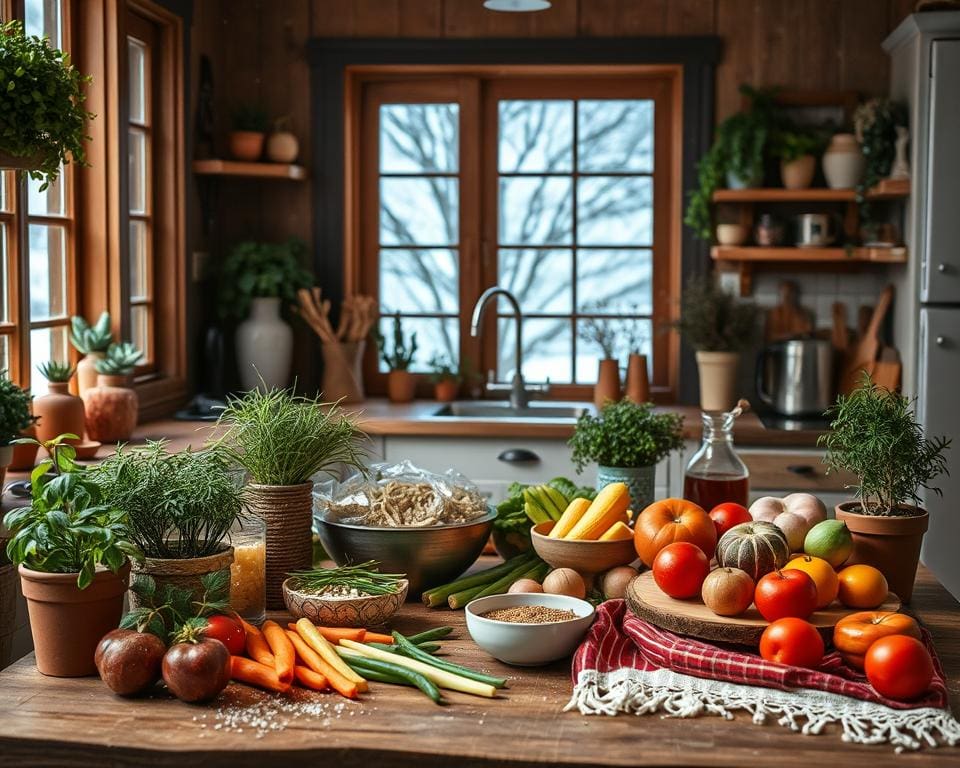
[530,522,637,582]
[282,578,408,628]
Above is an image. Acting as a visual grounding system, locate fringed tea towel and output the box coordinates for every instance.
[566,599,960,751]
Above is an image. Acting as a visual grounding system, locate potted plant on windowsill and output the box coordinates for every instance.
[70,312,113,396]
[3,434,138,676]
[376,312,418,404]
[213,386,367,608]
[92,441,242,610]
[820,375,950,603]
[0,21,92,189]
[427,354,461,403]
[228,103,269,162]
[774,127,824,190]
[569,399,684,512]
[0,372,35,485]
[82,342,142,443]
[674,275,758,412]
[219,238,312,392]
[579,310,621,410]
[33,362,85,446]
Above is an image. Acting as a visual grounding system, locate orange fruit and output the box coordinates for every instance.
[784,555,839,609]
[837,564,888,609]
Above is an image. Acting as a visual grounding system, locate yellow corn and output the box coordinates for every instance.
[564,482,631,540]
[599,520,634,541]
[549,497,591,538]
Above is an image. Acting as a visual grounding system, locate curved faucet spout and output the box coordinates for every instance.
[470,286,528,408]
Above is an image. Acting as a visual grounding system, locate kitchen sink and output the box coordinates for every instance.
[431,401,589,421]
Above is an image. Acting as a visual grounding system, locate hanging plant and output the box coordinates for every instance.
[853,98,908,226]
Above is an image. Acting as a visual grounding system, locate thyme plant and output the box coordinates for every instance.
[674,275,758,352]
[569,400,684,472]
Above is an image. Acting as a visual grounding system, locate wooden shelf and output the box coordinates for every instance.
[192,159,307,180]
[711,245,908,263]
[712,179,909,203]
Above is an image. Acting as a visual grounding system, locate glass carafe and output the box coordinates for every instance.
[683,410,750,509]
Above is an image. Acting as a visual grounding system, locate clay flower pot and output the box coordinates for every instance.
[82,374,138,443]
[835,502,928,603]
[9,424,39,471]
[266,131,299,163]
[624,353,650,403]
[75,352,104,397]
[780,154,816,190]
[228,130,265,161]
[387,370,416,403]
[433,378,459,403]
[19,562,130,676]
[594,358,621,410]
[129,546,235,612]
[695,350,740,412]
[34,382,85,445]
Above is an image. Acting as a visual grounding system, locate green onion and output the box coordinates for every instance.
[341,652,443,704]
[286,560,405,596]
[405,626,455,644]
[422,555,534,607]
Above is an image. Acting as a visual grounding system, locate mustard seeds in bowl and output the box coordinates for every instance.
[480,605,578,624]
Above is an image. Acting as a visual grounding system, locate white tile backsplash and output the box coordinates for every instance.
[750,270,888,331]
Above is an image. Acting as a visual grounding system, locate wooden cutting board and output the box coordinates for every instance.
[765,281,814,342]
[871,346,902,391]
[626,570,900,646]
[839,285,894,395]
[831,302,849,352]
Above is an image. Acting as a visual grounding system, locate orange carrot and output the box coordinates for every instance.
[284,623,368,643]
[262,620,295,686]
[240,618,275,666]
[294,665,329,691]
[231,656,291,694]
[285,630,359,699]
[362,631,394,644]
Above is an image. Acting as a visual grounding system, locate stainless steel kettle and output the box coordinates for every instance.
[756,339,834,416]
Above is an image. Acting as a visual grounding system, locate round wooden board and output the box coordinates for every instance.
[626,570,901,646]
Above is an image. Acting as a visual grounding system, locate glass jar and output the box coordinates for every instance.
[229,515,266,624]
[683,410,750,510]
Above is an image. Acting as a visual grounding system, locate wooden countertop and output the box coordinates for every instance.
[0,563,957,767]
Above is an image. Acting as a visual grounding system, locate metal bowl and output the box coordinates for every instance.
[315,509,496,597]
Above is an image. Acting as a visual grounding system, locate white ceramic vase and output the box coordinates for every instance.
[822,133,865,189]
[236,297,293,391]
[695,350,740,412]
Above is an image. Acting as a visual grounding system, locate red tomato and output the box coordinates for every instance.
[652,542,710,599]
[203,615,245,656]
[709,502,752,537]
[865,635,934,701]
[759,617,824,668]
[754,569,817,622]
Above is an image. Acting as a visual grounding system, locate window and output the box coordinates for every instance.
[353,69,681,400]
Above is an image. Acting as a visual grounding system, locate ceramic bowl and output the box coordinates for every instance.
[530,521,637,577]
[465,592,595,666]
[282,578,409,628]
[715,223,749,246]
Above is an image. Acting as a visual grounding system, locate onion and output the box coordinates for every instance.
[542,568,586,599]
[508,578,543,594]
[601,566,638,600]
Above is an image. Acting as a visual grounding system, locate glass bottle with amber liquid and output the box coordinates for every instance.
[683,405,750,510]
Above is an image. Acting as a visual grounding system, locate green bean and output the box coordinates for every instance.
[343,654,443,704]
[367,640,441,654]
[405,626,454,644]
[392,631,507,689]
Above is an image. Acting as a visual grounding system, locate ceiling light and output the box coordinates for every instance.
[483,0,552,11]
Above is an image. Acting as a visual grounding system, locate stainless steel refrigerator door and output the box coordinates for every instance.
[918,308,960,599]
[923,39,960,304]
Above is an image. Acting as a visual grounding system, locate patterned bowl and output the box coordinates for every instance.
[281,578,409,628]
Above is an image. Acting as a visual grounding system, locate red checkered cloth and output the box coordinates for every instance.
[566,599,960,751]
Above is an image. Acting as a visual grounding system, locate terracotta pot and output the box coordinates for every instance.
[228,130,265,161]
[19,561,130,676]
[823,133,865,189]
[82,374,138,443]
[835,502,928,603]
[624,353,650,403]
[74,352,104,397]
[695,350,739,412]
[9,425,39,470]
[434,378,459,403]
[387,370,416,403]
[0,560,18,669]
[780,154,816,190]
[715,223,749,246]
[266,131,299,163]
[594,359,621,410]
[34,382,85,446]
[129,546,235,612]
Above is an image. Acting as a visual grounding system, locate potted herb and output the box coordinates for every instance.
[820,376,950,603]
[70,311,113,396]
[0,372,35,484]
[93,442,243,610]
[0,21,92,190]
[854,97,909,229]
[33,362,84,446]
[82,342,142,442]
[218,238,312,391]
[427,354,461,403]
[376,312,418,403]
[674,275,758,412]
[579,311,621,410]
[569,399,684,511]
[3,434,137,676]
[229,103,269,161]
[773,127,824,190]
[213,386,367,607]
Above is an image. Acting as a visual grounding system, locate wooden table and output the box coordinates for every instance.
[1,566,958,768]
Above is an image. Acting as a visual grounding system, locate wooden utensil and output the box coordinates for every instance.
[765,281,814,342]
[871,346,902,391]
[857,304,873,339]
[839,285,894,395]
[831,302,848,352]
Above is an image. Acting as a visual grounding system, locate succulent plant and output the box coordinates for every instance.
[70,312,113,354]
[37,361,75,383]
[376,312,418,371]
[94,342,143,376]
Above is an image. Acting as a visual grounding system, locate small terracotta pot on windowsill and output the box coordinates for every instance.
[387,370,416,404]
[594,358,621,410]
[433,378,459,403]
[82,374,138,443]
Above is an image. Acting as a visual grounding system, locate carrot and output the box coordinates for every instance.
[294,665,329,691]
[231,656,291,694]
[261,620,295,686]
[286,630,359,699]
[362,631,394,645]
[240,618,275,666]
[284,623,367,643]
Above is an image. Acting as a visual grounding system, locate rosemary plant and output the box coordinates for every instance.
[674,275,758,352]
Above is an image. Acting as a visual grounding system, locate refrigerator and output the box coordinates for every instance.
[886,14,960,598]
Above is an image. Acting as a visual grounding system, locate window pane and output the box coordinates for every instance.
[380,249,457,314]
[498,100,573,173]
[0,224,8,323]
[30,325,69,397]
[1,171,12,212]
[129,128,148,214]
[498,317,571,383]
[576,318,652,383]
[497,249,572,314]
[128,38,147,124]
[498,177,572,246]
[380,177,458,246]
[380,104,458,173]
[29,224,67,320]
[130,304,149,361]
[376,316,458,373]
[577,249,653,314]
[578,100,654,173]
[25,0,61,46]
[27,167,65,216]
[129,219,149,300]
[577,176,652,246]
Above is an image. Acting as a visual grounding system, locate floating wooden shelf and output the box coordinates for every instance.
[712,179,909,203]
[192,159,307,180]
[711,245,908,263]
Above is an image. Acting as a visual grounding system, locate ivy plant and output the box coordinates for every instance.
[218,238,313,321]
[854,97,908,226]
[569,399,684,471]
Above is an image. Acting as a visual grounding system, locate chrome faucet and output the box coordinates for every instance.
[469,286,549,409]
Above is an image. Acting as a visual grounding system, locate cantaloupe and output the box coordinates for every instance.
[716,521,790,582]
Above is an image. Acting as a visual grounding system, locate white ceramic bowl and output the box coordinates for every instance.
[465,592,595,667]
[716,223,749,246]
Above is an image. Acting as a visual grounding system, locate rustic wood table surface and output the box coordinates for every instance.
[0,563,958,768]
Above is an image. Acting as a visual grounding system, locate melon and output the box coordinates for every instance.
[716,521,791,582]
[803,519,853,568]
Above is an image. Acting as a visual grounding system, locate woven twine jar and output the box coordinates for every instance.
[129,546,235,611]
[245,482,314,608]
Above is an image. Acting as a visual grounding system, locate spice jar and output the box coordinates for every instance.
[754,214,785,246]
[229,515,266,624]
